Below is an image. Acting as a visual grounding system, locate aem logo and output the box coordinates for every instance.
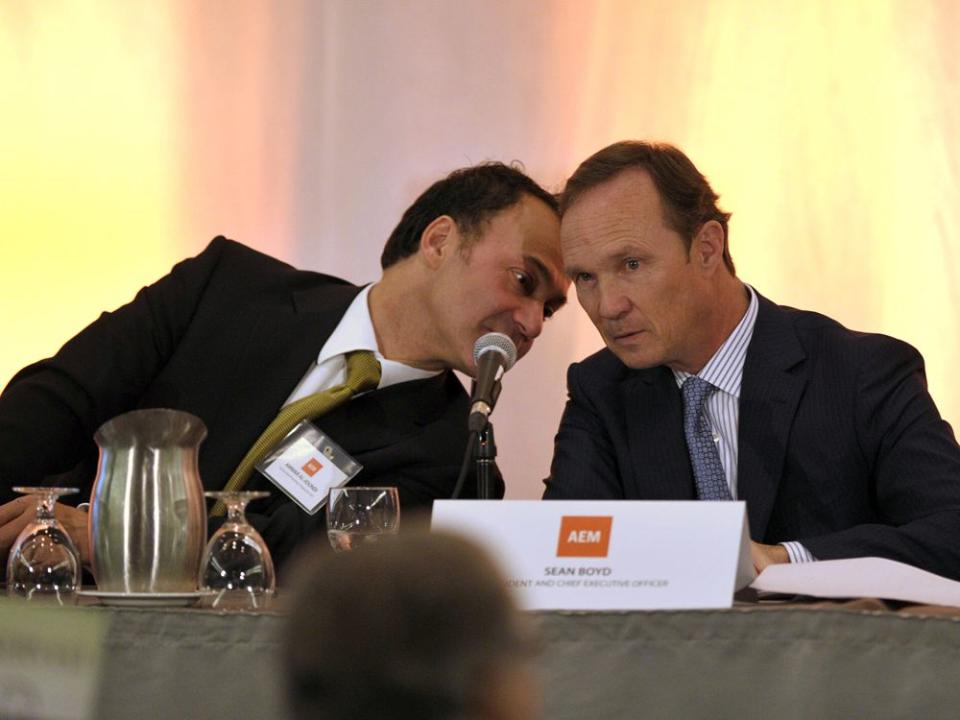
[302,458,324,477]
[556,516,613,557]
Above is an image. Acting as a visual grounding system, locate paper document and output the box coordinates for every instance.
[751,556,960,607]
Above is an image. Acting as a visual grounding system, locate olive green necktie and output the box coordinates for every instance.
[210,351,382,517]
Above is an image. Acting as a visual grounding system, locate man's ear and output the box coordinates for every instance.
[691,220,726,273]
[419,216,457,270]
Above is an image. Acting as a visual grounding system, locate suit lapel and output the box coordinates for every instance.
[624,366,696,499]
[320,372,463,455]
[737,295,807,540]
[206,282,364,477]
[210,281,463,477]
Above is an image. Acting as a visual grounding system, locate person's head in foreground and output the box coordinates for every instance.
[284,530,540,720]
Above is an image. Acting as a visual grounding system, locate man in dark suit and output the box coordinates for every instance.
[0,163,569,571]
[543,141,960,580]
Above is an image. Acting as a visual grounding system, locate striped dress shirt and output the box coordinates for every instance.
[672,285,814,564]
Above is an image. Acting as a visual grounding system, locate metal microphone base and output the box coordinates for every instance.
[475,423,501,500]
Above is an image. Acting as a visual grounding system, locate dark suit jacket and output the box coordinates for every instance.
[0,237,477,569]
[544,294,960,580]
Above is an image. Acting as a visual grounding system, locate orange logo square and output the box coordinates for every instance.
[556,516,613,557]
[302,458,324,477]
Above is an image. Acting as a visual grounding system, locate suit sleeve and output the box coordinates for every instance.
[800,339,960,579]
[0,238,229,501]
[543,362,626,499]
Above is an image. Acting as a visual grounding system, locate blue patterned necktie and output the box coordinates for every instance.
[682,376,733,501]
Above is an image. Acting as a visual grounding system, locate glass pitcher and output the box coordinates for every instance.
[88,408,208,593]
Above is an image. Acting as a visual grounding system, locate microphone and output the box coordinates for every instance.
[468,332,518,433]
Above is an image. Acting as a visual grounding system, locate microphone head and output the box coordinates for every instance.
[472,332,518,371]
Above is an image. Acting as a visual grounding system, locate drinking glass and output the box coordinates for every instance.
[198,491,275,610]
[6,487,81,603]
[327,487,400,551]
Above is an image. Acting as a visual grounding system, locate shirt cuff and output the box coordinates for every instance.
[780,541,817,564]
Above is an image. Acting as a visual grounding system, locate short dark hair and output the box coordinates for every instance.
[561,141,735,274]
[284,530,537,720]
[380,162,559,269]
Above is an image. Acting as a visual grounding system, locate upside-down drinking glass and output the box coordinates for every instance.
[6,487,81,603]
[198,491,275,610]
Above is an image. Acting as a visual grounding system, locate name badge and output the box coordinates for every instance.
[256,420,362,514]
[431,500,754,610]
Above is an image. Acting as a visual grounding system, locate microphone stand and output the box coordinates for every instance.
[451,380,505,500]
[475,422,500,500]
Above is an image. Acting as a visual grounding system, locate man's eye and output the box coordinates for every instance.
[575,272,594,285]
[625,258,641,271]
[511,270,533,292]
[544,305,555,320]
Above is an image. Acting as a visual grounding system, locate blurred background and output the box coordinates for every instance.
[3,0,958,499]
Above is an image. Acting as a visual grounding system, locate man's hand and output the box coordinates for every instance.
[0,497,91,566]
[0,496,34,561]
[751,541,789,574]
[56,503,91,566]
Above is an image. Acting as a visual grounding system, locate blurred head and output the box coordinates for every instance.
[560,141,740,373]
[284,530,541,720]
[380,164,568,376]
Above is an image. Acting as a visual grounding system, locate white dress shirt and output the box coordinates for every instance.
[671,285,815,564]
[284,284,440,405]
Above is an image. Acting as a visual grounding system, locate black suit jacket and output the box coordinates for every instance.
[544,294,960,580]
[0,237,477,569]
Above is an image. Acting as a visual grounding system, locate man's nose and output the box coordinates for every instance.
[597,282,631,320]
[515,299,545,343]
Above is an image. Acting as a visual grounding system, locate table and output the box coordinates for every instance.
[539,602,960,718]
[8,600,960,719]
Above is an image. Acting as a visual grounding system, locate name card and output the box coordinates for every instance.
[431,500,754,610]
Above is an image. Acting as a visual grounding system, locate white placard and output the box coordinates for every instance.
[0,599,107,720]
[431,500,753,610]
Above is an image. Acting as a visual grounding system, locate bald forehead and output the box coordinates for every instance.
[560,169,684,278]
[486,194,569,307]
[563,169,669,242]
[563,168,664,222]
[514,194,565,273]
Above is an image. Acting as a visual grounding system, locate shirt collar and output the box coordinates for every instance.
[672,284,759,398]
[318,284,440,388]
